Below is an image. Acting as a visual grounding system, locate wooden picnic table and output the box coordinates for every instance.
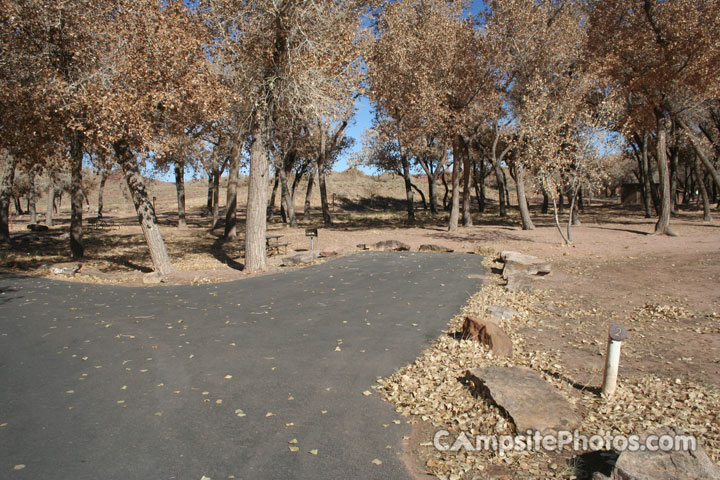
[266,234,288,256]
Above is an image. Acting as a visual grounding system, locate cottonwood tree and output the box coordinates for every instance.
[588,0,720,235]
[206,0,366,271]
[1,1,225,273]
[367,0,497,231]
[0,0,104,255]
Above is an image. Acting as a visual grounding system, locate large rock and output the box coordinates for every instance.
[499,251,551,292]
[418,244,454,253]
[282,252,318,266]
[466,366,582,435]
[143,272,164,284]
[319,248,341,258]
[49,263,81,276]
[504,273,541,293]
[594,426,720,480]
[359,240,411,252]
[460,316,513,358]
[500,251,548,267]
[502,259,552,279]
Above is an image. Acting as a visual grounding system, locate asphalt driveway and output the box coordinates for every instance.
[0,252,485,479]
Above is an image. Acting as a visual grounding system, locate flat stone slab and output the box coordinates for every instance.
[596,425,720,480]
[282,251,319,265]
[418,244,454,253]
[499,251,546,266]
[466,366,581,434]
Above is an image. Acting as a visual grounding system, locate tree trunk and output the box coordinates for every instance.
[13,196,23,215]
[412,182,427,210]
[542,187,549,214]
[291,159,308,199]
[694,154,712,222]
[26,168,37,224]
[206,174,214,214]
[174,158,187,229]
[683,123,720,194]
[654,115,675,236]
[427,169,439,214]
[571,194,581,225]
[113,139,174,275]
[502,169,511,207]
[318,129,332,226]
[244,120,271,273]
[46,183,54,227]
[211,171,221,230]
[70,131,84,260]
[669,145,679,214]
[461,137,473,226]
[641,130,657,218]
[279,151,298,227]
[493,159,507,217]
[401,155,415,224]
[304,163,316,219]
[268,168,279,220]
[224,127,243,239]
[97,170,108,218]
[448,135,462,231]
[473,160,486,213]
[0,154,16,243]
[514,165,535,230]
[441,170,450,210]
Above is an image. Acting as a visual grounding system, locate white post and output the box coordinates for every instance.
[601,324,627,397]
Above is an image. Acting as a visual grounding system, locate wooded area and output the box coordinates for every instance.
[2,0,719,274]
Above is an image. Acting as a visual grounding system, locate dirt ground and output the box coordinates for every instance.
[2,174,719,478]
[3,186,719,387]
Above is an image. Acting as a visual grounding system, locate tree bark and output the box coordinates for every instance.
[318,128,332,226]
[279,151,298,227]
[401,154,415,224]
[97,170,108,218]
[174,158,187,228]
[211,171,221,229]
[441,170,450,210]
[492,157,507,217]
[669,144,679,214]
[427,173,439,214]
[113,139,174,275]
[206,174,214,214]
[244,120,271,272]
[460,136,473,226]
[28,169,37,224]
[417,153,446,215]
[304,163,316,219]
[502,168,511,207]
[70,131,84,260]
[224,127,243,239]
[514,165,535,230]
[473,160,486,213]
[0,154,16,243]
[682,121,720,194]
[411,182,427,210]
[46,183,54,227]
[640,131,654,218]
[268,168,279,220]
[654,115,675,236]
[694,154,712,221]
[448,135,462,231]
